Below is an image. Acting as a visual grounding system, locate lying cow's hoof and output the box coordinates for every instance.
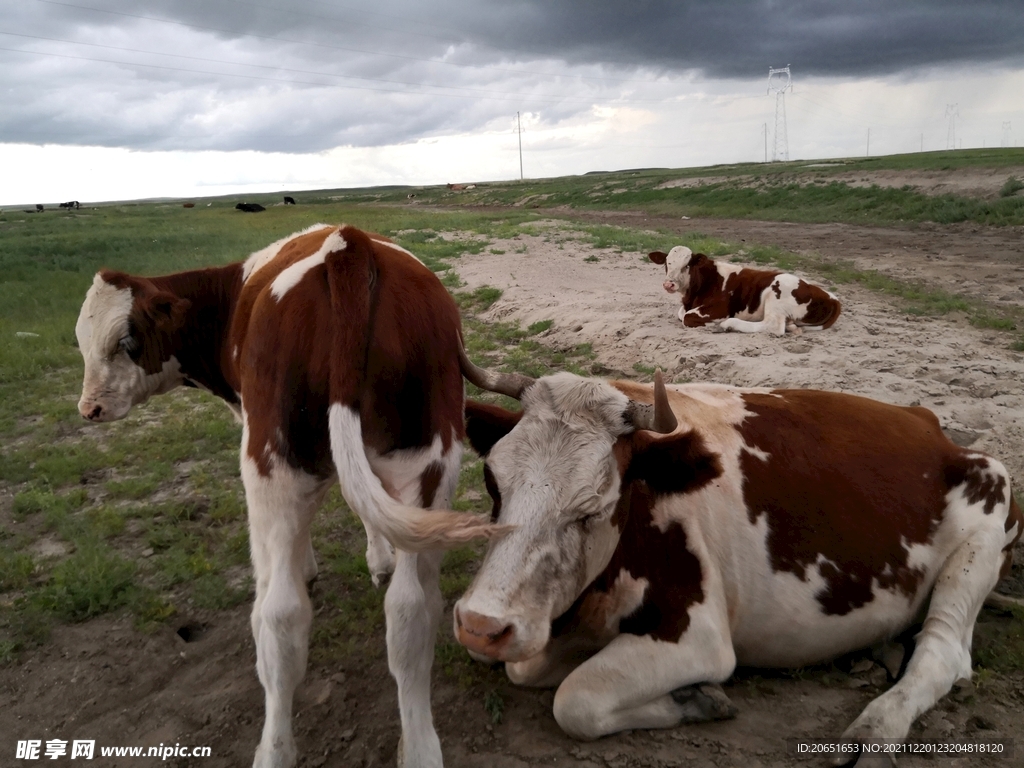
[670,682,738,723]
[829,743,897,768]
[709,322,728,334]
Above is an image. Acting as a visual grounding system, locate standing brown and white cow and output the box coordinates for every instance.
[455,367,1021,765]
[650,245,841,335]
[75,224,503,768]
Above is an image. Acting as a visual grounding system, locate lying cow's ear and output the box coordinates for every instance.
[465,400,522,456]
[146,291,191,332]
[648,251,667,265]
[621,429,722,497]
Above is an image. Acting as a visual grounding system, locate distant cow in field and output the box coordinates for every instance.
[235,202,266,212]
[283,196,296,205]
[447,183,465,191]
[182,202,195,208]
[457,366,1022,763]
[649,246,841,335]
[35,204,44,212]
[75,224,503,768]
[59,200,81,210]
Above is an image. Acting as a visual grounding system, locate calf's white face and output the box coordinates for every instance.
[76,273,184,422]
[455,374,642,662]
[649,245,693,294]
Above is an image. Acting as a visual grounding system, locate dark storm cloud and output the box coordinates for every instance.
[2,0,1022,152]
[75,0,1024,78]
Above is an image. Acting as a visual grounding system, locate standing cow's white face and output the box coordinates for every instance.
[76,272,187,422]
[648,245,693,294]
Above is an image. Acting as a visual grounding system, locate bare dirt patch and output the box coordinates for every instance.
[2,218,1023,768]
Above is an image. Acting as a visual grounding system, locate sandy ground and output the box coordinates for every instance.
[654,165,1024,199]
[456,227,1024,482]
[3,215,1024,768]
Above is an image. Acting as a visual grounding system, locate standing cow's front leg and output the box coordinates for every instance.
[243,432,330,768]
[552,596,738,741]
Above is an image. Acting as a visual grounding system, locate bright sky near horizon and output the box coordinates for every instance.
[2,0,1023,206]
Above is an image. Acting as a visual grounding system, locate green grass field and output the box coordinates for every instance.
[2,154,1022,675]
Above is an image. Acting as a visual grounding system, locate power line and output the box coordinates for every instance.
[32,0,672,86]
[0,30,663,103]
[0,43,665,106]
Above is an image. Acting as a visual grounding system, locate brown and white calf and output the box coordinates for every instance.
[649,246,841,335]
[454,367,1021,764]
[76,224,502,768]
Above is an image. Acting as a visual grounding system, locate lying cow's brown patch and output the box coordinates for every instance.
[737,390,955,616]
[792,280,842,328]
[944,454,1007,516]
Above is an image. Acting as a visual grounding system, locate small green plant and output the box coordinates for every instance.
[526,319,553,335]
[632,362,656,376]
[584,255,600,263]
[484,688,504,724]
[1000,176,1024,198]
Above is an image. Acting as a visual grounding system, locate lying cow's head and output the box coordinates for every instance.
[649,247,718,299]
[453,369,721,662]
[75,271,190,422]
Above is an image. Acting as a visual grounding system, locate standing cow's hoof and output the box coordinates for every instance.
[670,682,738,723]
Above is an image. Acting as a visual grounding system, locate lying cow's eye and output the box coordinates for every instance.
[576,512,601,529]
[117,336,139,355]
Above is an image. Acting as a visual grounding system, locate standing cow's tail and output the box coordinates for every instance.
[322,225,507,551]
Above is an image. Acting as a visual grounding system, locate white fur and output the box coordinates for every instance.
[270,231,347,301]
[243,224,332,283]
[372,236,425,266]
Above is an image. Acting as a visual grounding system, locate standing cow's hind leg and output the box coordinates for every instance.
[244,446,328,768]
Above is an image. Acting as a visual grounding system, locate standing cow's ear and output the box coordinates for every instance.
[648,251,668,265]
[465,400,522,456]
[145,291,191,332]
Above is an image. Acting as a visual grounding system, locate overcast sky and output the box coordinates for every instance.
[2,0,1023,204]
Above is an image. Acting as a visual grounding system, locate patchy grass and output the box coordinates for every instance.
[1000,176,1024,198]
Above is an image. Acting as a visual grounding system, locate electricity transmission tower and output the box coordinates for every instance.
[514,112,524,180]
[945,104,958,150]
[1003,121,1012,148]
[767,66,792,162]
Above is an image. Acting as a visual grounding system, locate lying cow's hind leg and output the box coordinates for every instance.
[719,311,788,336]
[835,527,1006,763]
[244,449,329,768]
[670,683,738,723]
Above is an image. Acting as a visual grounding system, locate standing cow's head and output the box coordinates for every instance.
[453,363,721,663]
[76,271,190,422]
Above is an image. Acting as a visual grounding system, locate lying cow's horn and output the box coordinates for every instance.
[625,369,678,434]
[458,336,535,400]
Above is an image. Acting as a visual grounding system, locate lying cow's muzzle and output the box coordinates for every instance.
[453,606,516,660]
[663,280,677,293]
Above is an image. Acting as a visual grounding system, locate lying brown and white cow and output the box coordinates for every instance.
[75,224,503,768]
[454,367,1021,764]
[649,246,841,335]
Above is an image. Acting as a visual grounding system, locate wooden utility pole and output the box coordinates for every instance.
[517,112,523,180]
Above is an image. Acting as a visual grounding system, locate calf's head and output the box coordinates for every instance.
[76,271,190,422]
[454,370,719,662]
[649,246,717,298]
